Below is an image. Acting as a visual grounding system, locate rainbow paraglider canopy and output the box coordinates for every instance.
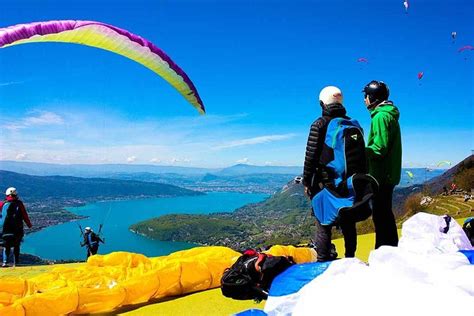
[0,20,205,114]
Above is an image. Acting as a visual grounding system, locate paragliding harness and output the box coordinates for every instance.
[221,249,295,302]
[78,223,105,256]
[311,117,378,225]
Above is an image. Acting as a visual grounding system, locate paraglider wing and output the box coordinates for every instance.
[357,57,368,63]
[451,32,457,41]
[0,20,205,114]
[437,160,452,167]
[406,171,414,179]
[458,45,474,53]
[417,72,424,80]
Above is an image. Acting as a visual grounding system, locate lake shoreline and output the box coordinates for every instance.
[22,192,269,261]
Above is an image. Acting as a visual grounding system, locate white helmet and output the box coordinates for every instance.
[319,86,343,106]
[5,187,17,196]
[85,227,92,232]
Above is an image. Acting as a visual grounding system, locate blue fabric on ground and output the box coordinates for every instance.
[234,309,267,316]
[268,261,332,297]
[459,250,474,264]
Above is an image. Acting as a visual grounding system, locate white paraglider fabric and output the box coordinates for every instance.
[264,213,474,316]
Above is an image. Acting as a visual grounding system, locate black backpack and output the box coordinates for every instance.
[221,249,294,301]
[2,200,24,236]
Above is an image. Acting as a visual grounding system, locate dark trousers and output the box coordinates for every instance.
[87,244,99,257]
[5,245,20,263]
[3,236,21,264]
[373,184,399,248]
[314,214,356,261]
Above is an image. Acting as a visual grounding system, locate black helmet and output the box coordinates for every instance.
[362,80,389,105]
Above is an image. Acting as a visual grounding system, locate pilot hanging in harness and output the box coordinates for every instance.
[80,226,104,258]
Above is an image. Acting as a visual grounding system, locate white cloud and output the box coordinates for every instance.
[236,157,249,164]
[0,107,304,167]
[214,134,296,150]
[264,161,273,166]
[24,112,64,126]
[127,156,137,163]
[0,81,24,87]
[15,153,28,160]
[5,111,64,130]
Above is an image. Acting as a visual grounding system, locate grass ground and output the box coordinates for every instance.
[1,217,470,315]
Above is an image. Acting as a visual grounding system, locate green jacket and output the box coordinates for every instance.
[366,102,402,185]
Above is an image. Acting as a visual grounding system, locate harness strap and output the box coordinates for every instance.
[254,253,266,273]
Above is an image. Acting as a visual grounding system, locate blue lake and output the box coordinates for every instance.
[22,192,269,260]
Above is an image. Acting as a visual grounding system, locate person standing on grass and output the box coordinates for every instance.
[81,226,104,258]
[0,187,33,267]
[303,86,361,261]
[362,80,402,248]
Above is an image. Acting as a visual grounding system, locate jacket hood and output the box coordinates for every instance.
[370,101,400,120]
[322,102,347,117]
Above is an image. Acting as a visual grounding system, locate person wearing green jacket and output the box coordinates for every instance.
[362,80,402,248]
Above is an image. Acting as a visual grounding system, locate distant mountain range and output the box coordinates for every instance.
[0,161,303,194]
[0,161,302,177]
[0,170,201,201]
[0,161,443,195]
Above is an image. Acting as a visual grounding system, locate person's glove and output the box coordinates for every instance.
[304,187,312,198]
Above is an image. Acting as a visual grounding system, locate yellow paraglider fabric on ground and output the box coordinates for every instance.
[265,245,317,263]
[0,245,315,315]
[0,246,240,315]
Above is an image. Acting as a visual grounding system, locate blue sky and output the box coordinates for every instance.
[0,0,472,168]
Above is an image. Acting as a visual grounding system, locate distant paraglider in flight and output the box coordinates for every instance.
[417,72,424,86]
[458,45,474,54]
[437,160,452,168]
[0,20,206,114]
[458,45,473,61]
[403,0,409,13]
[406,171,414,179]
[357,57,368,70]
[451,32,457,43]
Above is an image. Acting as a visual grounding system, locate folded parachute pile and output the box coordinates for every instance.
[239,213,474,316]
[0,246,241,315]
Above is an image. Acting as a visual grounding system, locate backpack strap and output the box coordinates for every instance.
[254,253,266,273]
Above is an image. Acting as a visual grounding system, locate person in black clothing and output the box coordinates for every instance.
[1,187,33,267]
[303,86,357,262]
[81,227,104,258]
